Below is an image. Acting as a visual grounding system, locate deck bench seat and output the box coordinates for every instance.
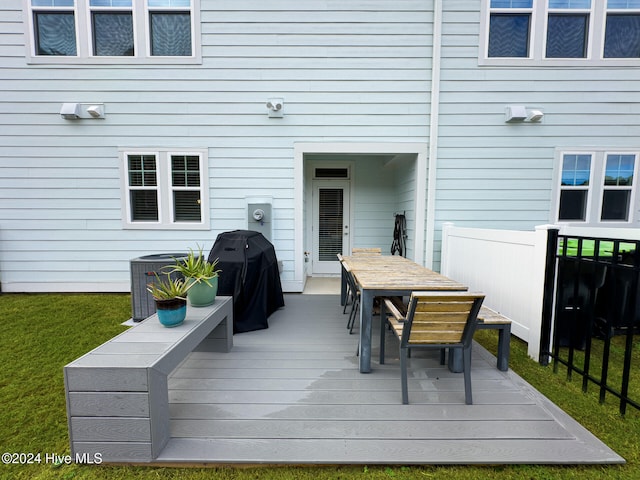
[476,305,512,371]
[64,297,233,463]
[449,305,511,372]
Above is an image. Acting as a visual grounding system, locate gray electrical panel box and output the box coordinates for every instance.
[248,203,272,242]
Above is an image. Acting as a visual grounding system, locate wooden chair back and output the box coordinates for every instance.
[402,292,484,348]
[351,248,382,256]
[381,291,485,404]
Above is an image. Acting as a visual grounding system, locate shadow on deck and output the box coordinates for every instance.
[158,294,623,465]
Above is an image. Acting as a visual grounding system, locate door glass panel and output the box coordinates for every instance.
[315,168,349,179]
[318,188,343,261]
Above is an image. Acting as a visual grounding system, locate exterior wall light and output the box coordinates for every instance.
[266,98,284,118]
[505,105,544,123]
[87,105,104,118]
[60,103,105,120]
[526,110,544,122]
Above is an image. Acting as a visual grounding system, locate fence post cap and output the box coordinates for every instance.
[535,224,559,231]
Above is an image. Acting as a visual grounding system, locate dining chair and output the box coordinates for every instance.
[337,254,352,315]
[342,262,360,333]
[380,291,484,405]
[351,247,382,256]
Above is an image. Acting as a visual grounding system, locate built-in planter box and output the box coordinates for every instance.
[64,297,233,463]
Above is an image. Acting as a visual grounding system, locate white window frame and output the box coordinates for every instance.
[551,148,640,227]
[480,0,640,66]
[24,0,201,64]
[120,148,210,230]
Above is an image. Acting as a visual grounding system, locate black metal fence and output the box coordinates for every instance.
[540,232,640,415]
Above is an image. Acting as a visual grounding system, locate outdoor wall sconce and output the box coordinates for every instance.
[87,104,104,118]
[505,105,544,123]
[266,98,284,118]
[60,103,105,120]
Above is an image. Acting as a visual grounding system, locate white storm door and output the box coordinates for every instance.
[312,181,350,275]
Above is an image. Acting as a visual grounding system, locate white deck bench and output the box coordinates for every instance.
[64,297,233,463]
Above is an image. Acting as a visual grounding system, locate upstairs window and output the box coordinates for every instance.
[25,0,200,63]
[149,0,193,56]
[604,1,640,58]
[32,0,77,56]
[554,150,638,225]
[488,1,534,58]
[481,0,640,64]
[90,0,134,56]
[546,1,591,58]
[121,149,209,229]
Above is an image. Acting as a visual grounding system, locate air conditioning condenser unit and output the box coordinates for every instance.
[130,253,187,321]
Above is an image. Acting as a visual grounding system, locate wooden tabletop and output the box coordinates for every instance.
[341,255,467,291]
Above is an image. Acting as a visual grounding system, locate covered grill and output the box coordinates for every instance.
[208,230,284,333]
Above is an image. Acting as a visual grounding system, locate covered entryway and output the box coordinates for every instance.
[293,142,429,291]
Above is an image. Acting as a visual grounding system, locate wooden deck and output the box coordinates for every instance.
[157,294,624,465]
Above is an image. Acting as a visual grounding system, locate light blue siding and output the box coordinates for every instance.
[396,161,417,260]
[0,0,432,292]
[428,0,640,270]
[4,0,640,290]
[352,157,398,253]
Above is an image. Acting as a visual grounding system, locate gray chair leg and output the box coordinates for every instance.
[400,346,409,404]
[343,283,352,314]
[348,298,359,333]
[463,346,473,405]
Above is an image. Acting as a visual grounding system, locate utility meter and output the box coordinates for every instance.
[247,203,272,241]
[253,209,265,222]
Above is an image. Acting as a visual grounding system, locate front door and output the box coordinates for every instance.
[312,180,350,274]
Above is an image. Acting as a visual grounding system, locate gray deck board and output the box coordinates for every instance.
[171,419,573,440]
[156,294,624,465]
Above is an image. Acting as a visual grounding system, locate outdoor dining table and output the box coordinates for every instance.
[340,255,469,373]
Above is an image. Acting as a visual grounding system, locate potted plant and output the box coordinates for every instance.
[146,274,191,327]
[169,245,221,307]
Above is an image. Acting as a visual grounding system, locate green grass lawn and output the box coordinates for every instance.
[559,237,637,258]
[0,293,639,480]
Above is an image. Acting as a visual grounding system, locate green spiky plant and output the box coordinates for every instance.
[169,245,221,287]
[146,273,191,300]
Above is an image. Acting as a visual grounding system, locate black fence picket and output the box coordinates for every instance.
[541,233,640,415]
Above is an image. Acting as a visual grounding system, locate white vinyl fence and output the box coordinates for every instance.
[440,223,556,361]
